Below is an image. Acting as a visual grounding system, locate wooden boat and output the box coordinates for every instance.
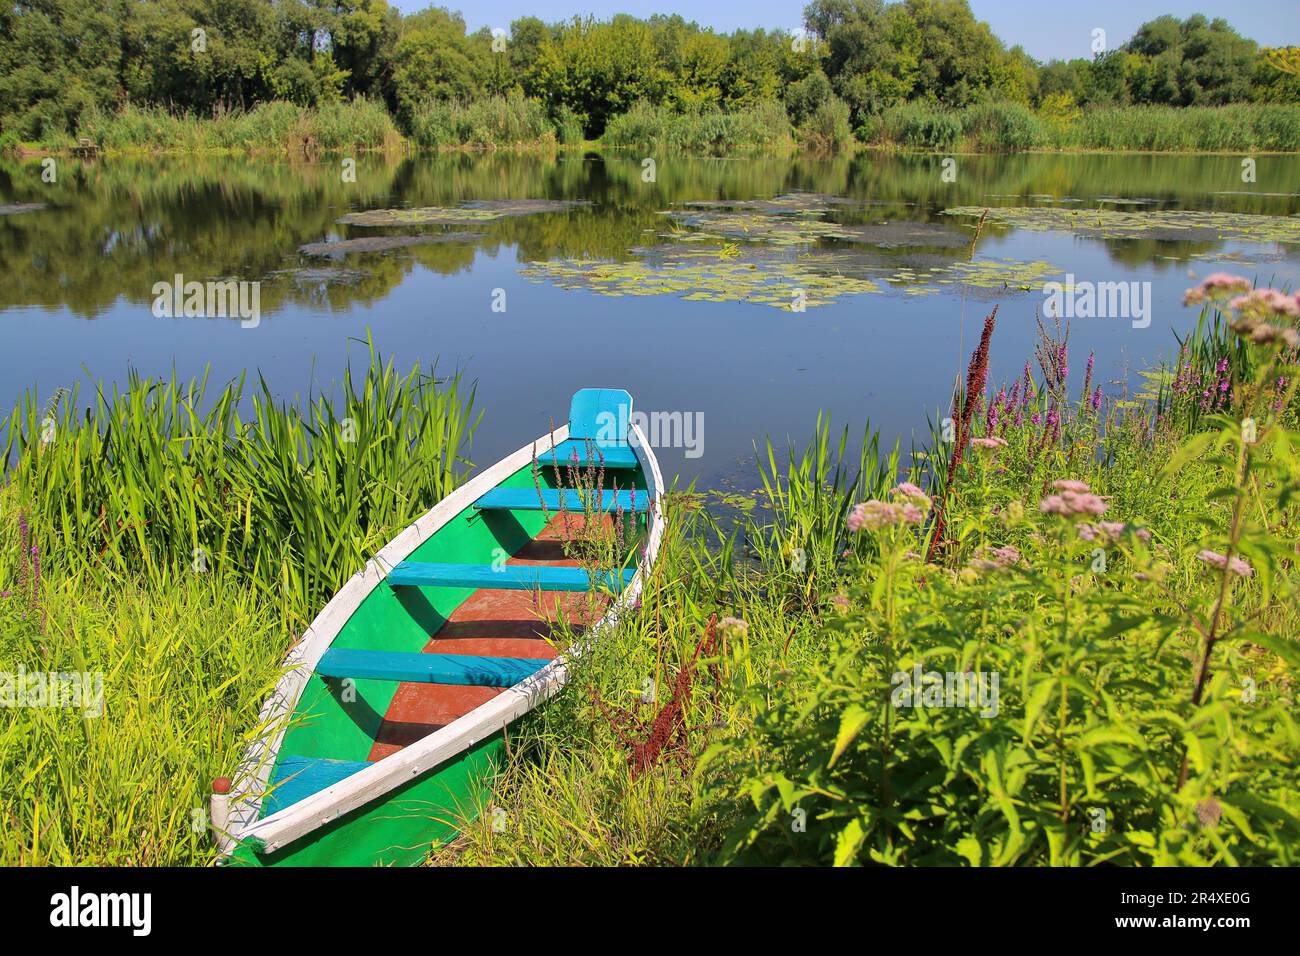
[211,388,663,866]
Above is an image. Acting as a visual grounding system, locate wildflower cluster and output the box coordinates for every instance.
[1038,479,1107,518]
[847,482,931,533]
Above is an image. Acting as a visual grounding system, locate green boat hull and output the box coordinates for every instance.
[228,418,650,866]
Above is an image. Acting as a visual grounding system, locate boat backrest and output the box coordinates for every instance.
[568,388,633,444]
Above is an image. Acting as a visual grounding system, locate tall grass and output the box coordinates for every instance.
[78,99,403,154]
[1058,103,1300,152]
[1,340,479,629]
[0,552,287,866]
[871,101,1300,153]
[750,416,899,601]
[602,101,793,155]
[407,93,557,150]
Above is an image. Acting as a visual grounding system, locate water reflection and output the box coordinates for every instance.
[2,151,1297,319]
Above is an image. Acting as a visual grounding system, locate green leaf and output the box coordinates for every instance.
[829,704,871,767]
[833,817,866,867]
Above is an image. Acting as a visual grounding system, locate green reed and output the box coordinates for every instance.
[751,414,899,591]
[1,339,479,629]
[407,93,558,149]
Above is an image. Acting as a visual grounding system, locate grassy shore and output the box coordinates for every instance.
[3,285,1298,865]
[8,100,1300,156]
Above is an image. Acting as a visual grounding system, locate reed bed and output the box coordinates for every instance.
[869,101,1300,153]
[407,93,558,150]
[78,99,403,154]
[602,101,794,155]
[1,341,479,630]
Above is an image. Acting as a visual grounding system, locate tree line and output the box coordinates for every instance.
[1,0,1296,144]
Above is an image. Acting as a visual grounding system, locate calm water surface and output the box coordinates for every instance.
[2,152,1298,488]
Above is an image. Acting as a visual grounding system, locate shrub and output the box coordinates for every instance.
[786,71,834,128]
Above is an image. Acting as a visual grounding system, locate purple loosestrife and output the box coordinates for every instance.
[928,307,998,564]
[1081,351,1094,406]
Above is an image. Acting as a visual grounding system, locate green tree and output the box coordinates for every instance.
[390,7,482,120]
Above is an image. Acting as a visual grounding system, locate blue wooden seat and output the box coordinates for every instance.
[543,439,638,469]
[387,561,634,592]
[316,647,548,686]
[264,755,370,816]
[474,487,647,513]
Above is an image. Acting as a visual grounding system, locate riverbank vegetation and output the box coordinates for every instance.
[451,281,1300,867]
[3,278,1297,865]
[2,2,1296,155]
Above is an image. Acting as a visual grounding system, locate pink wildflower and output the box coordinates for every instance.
[847,500,900,532]
[1197,549,1253,577]
[992,545,1020,566]
[1052,479,1090,493]
[892,482,931,509]
[1184,272,1252,305]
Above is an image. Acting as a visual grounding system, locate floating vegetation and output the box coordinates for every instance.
[0,202,46,216]
[299,233,482,257]
[268,267,370,285]
[943,205,1300,244]
[665,193,963,248]
[885,258,1062,296]
[522,243,1062,310]
[337,199,589,227]
[521,247,878,311]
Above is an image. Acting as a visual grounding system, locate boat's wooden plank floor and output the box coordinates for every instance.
[367,514,613,761]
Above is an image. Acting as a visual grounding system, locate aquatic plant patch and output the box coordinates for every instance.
[0,203,46,216]
[943,206,1300,244]
[665,194,964,248]
[885,257,1062,296]
[267,267,370,285]
[298,232,482,257]
[337,199,589,227]
[522,245,1061,309]
[521,247,878,310]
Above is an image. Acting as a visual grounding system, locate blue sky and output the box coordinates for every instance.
[390,0,1300,62]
